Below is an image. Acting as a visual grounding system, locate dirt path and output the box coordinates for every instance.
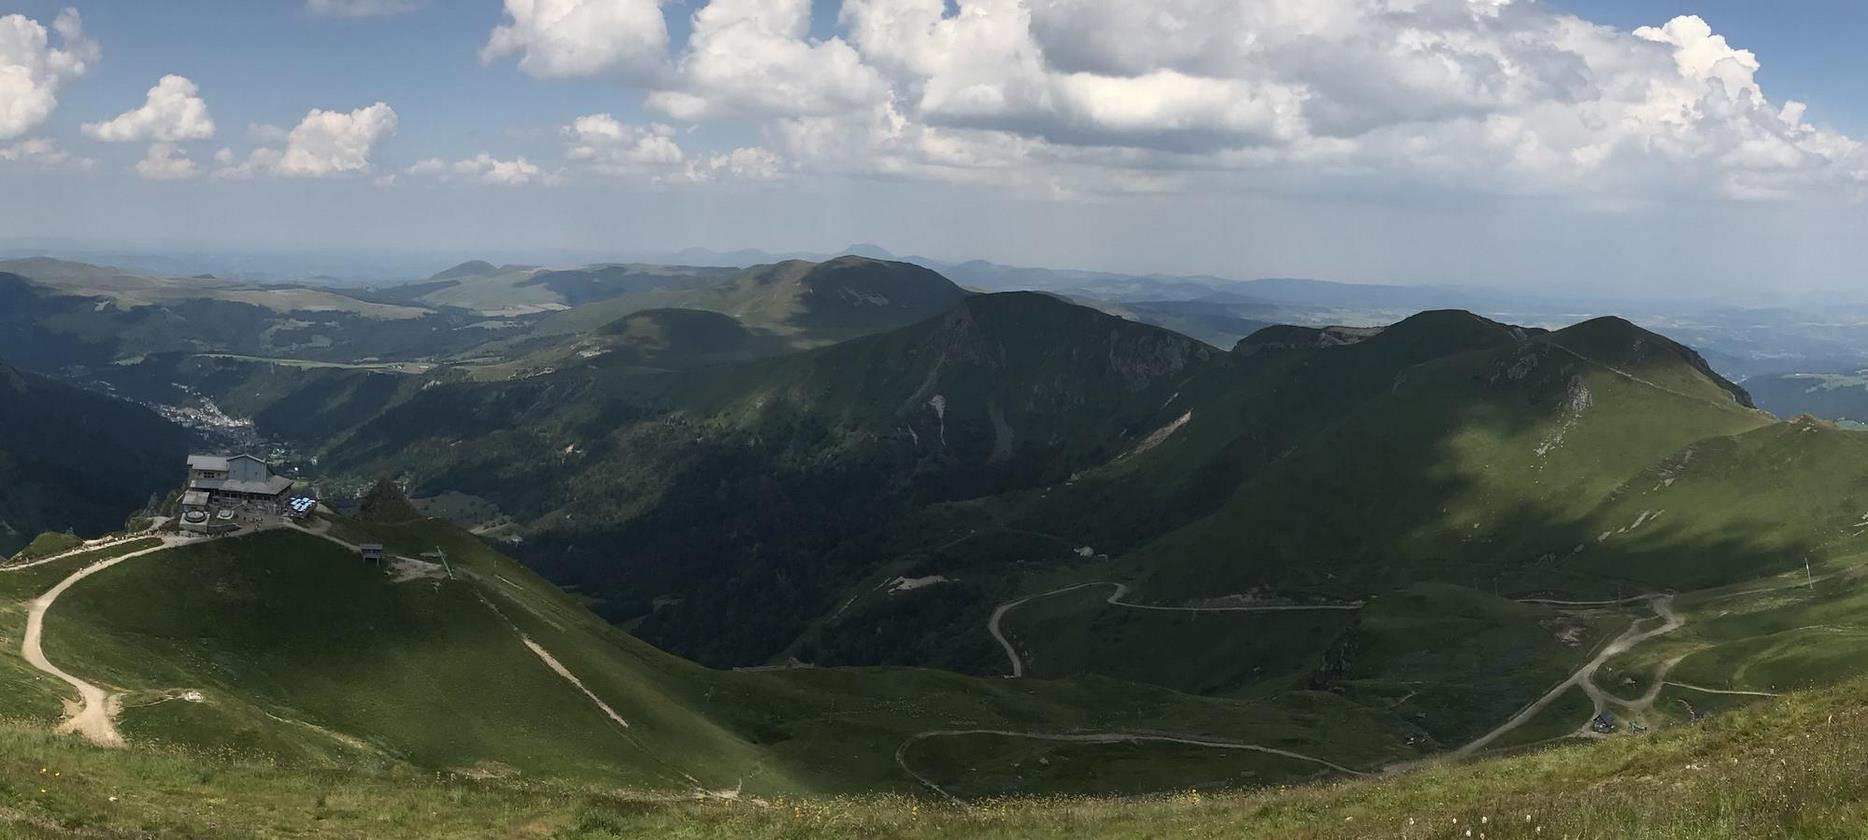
[1666,682,1780,698]
[517,636,631,729]
[988,581,1364,678]
[1454,594,1681,757]
[19,536,191,747]
[897,729,1366,804]
[0,533,164,573]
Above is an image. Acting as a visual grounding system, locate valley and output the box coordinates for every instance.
[6,252,1868,835]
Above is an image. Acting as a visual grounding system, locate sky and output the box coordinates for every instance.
[2,0,1867,299]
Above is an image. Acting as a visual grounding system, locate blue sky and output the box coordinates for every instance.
[3,1,1867,298]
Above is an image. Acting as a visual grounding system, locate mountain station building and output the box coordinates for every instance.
[185,454,295,508]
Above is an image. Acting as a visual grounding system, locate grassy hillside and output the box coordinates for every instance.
[4,519,1412,800]
[0,361,196,555]
[385,262,739,316]
[528,257,965,337]
[0,262,489,371]
[456,308,795,380]
[1,658,1868,836]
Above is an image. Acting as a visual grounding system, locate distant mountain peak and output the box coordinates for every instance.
[838,243,896,260]
[429,260,498,281]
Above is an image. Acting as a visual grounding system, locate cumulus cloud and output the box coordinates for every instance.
[482,0,668,82]
[276,102,397,176]
[562,113,684,174]
[779,0,1866,200]
[558,112,778,183]
[680,145,782,182]
[0,8,99,141]
[0,137,92,169]
[134,142,197,180]
[306,0,424,16]
[83,74,215,142]
[647,0,888,120]
[214,102,397,178]
[405,152,551,185]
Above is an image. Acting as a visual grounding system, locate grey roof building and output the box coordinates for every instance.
[187,453,295,502]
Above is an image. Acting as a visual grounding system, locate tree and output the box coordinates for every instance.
[358,478,418,523]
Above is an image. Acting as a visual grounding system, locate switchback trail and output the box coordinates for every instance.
[896,729,1367,804]
[988,581,1364,678]
[1454,594,1681,758]
[19,536,192,747]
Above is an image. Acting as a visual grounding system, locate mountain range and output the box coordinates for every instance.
[6,251,1868,835]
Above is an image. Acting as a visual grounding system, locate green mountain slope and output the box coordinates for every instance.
[785,308,1806,756]
[0,360,196,554]
[1131,312,1770,601]
[0,518,1411,806]
[460,308,794,378]
[1,593,1867,836]
[0,261,488,370]
[386,261,740,315]
[514,256,971,344]
[321,292,1214,666]
[425,256,971,380]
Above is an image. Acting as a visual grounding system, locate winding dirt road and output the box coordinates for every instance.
[896,729,1367,804]
[17,536,192,747]
[988,581,1364,678]
[1454,594,1681,757]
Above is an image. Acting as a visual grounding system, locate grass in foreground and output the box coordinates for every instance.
[4,667,1868,836]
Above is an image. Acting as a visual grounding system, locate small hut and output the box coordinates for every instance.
[359,544,385,564]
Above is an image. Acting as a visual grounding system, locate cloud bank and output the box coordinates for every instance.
[478,0,1866,201]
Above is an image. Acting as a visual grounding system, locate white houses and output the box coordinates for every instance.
[186,454,295,507]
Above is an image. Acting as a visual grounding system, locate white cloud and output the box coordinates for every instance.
[212,147,280,180]
[83,74,215,143]
[134,143,197,180]
[405,152,551,186]
[276,102,397,176]
[558,113,779,183]
[647,0,888,120]
[0,136,92,169]
[798,0,1868,201]
[681,145,782,181]
[563,113,684,174]
[214,102,397,178]
[0,9,99,140]
[306,0,424,17]
[482,0,668,82]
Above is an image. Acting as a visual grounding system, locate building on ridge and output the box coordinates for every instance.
[186,454,295,508]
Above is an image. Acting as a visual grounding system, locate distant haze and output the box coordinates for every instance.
[3,2,1868,301]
